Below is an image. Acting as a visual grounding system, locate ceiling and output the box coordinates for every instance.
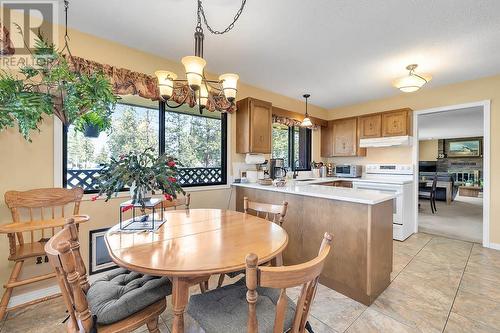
[418,106,484,140]
[64,0,500,109]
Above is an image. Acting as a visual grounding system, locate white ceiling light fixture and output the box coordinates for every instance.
[301,94,313,128]
[393,64,432,93]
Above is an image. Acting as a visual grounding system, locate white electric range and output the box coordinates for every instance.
[352,164,415,241]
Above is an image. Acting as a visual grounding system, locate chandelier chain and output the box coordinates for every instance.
[197,0,247,35]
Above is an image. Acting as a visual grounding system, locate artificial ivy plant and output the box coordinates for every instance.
[0,32,117,141]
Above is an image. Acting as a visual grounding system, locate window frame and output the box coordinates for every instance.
[272,124,312,171]
[62,101,228,193]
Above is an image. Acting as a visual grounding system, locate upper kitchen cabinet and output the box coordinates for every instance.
[333,117,366,156]
[359,114,382,139]
[321,117,366,157]
[381,108,412,137]
[320,121,334,157]
[236,97,272,154]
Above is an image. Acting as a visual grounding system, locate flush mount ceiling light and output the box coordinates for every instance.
[393,64,432,93]
[155,0,246,113]
[301,94,313,128]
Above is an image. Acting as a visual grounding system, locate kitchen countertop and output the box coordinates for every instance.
[232,178,396,205]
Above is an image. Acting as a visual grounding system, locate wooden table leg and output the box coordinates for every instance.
[171,277,190,333]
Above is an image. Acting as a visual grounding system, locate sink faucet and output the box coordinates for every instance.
[293,160,300,179]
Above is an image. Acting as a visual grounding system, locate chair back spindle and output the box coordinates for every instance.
[243,196,288,226]
[245,232,333,333]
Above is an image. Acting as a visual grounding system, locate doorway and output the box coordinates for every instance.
[412,101,490,246]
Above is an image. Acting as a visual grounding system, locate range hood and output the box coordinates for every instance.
[359,135,413,148]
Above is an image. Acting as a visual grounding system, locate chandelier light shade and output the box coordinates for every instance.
[393,64,432,93]
[155,70,177,100]
[154,0,247,114]
[199,83,209,107]
[181,56,206,90]
[219,73,239,102]
[301,94,313,128]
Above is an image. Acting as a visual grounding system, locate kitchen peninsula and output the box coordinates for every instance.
[232,180,394,305]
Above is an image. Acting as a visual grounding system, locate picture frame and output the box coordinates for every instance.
[447,139,481,157]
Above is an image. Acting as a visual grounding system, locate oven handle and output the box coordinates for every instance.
[353,183,403,196]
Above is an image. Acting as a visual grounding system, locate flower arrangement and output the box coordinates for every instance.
[93,147,184,207]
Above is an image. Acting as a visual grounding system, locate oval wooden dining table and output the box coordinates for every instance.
[104,208,288,333]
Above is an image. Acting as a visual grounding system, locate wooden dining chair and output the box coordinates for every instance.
[0,187,84,319]
[45,218,172,332]
[164,193,191,210]
[187,232,333,333]
[243,196,288,226]
[216,196,289,288]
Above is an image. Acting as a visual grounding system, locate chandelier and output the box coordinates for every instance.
[155,0,247,114]
[393,64,432,93]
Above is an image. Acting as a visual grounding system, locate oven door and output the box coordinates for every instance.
[352,182,403,225]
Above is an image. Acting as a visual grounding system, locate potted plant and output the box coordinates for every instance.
[74,111,113,138]
[95,147,185,207]
[0,32,117,141]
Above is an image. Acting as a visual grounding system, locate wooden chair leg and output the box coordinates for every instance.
[0,261,23,320]
[199,282,206,293]
[146,316,160,333]
[217,273,225,288]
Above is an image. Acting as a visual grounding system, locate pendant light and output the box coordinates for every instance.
[301,94,313,128]
[393,64,432,93]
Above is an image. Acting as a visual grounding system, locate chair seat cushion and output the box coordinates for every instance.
[226,270,244,278]
[188,278,295,333]
[87,269,172,325]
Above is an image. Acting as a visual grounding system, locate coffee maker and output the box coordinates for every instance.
[269,158,287,179]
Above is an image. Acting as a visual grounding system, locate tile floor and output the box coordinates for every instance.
[2,233,500,333]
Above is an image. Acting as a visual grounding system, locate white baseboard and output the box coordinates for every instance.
[8,268,120,309]
[7,285,61,309]
[487,242,500,251]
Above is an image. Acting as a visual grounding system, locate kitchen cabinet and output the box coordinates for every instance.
[236,97,272,154]
[332,118,366,157]
[359,114,382,139]
[320,121,334,157]
[320,118,365,157]
[381,108,412,137]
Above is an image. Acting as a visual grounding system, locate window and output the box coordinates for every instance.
[64,100,227,193]
[272,123,312,171]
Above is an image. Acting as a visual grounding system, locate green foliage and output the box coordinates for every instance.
[164,111,222,167]
[272,124,290,166]
[0,71,53,141]
[74,110,113,133]
[97,147,184,206]
[0,33,117,141]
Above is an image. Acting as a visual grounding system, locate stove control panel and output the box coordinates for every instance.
[365,164,413,175]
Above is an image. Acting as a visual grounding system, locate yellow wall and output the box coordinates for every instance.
[419,140,439,161]
[0,11,328,298]
[325,74,500,243]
